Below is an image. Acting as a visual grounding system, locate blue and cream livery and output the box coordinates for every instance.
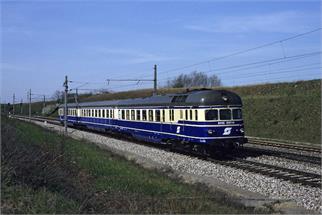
[58,89,247,153]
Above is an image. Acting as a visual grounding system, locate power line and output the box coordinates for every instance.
[158,27,321,75]
[157,51,321,82]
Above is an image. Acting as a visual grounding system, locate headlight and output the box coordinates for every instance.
[208,129,214,135]
[240,128,244,133]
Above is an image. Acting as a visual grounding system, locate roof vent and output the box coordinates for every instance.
[171,95,188,103]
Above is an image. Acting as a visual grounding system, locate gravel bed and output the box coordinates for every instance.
[245,155,321,175]
[32,121,322,212]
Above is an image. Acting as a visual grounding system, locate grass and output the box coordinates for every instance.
[1,116,266,214]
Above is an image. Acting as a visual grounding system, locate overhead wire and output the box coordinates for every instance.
[157,27,321,75]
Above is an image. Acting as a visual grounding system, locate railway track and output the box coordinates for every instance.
[240,146,321,165]
[247,137,321,153]
[12,115,322,188]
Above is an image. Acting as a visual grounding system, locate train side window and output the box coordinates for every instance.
[180,110,183,119]
[190,110,193,120]
[195,110,198,121]
[122,110,125,119]
[142,110,147,121]
[103,109,106,118]
[220,109,232,120]
[111,109,114,118]
[126,110,129,120]
[232,109,242,119]
[148,110,153,121]
[131,110,135,120]
[155,110,160,122]
[136,110,141,120]
[205,109,218,120]
[185,109,188,120]
[106,109,109,118]
[172,109,175,121]
[162,109,165,122]
[98,109,101,118]
[169,109,174,121]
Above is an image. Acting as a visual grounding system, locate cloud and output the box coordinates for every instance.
[89,47,176,64]
[184,11,317,34]
[2,26,33,37]
[0,62,31,73]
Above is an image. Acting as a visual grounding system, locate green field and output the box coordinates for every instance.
[6,79,320,144]
[1,117,265,214]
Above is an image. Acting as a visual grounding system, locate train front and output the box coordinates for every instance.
[189,90,247,151]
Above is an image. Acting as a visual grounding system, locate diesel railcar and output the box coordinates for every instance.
[58,89,247,154]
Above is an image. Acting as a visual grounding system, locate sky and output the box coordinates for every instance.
[1,0,321,103]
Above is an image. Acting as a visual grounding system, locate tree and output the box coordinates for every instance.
[167,71,221,88]
[52,90,64,103]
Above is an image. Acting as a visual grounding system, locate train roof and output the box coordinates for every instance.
[64,89,242,108]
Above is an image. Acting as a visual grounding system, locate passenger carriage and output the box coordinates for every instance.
[58,89,247,153]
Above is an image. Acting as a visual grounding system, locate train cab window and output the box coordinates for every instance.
[232,109,242,119]
[148,110,153,121]
[205,109,218,120]
[195,110,198,121]
[136,110,141,120]
[122,110,125,120]
[190,110,193,120]
[155,110,160,122]
[220,109,232,120]
[142,110,147,121]
[131,110,135,120]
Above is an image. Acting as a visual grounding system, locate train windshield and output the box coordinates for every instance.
[232,109,242,119]
[205,110,218,120]
[219,109,231,120]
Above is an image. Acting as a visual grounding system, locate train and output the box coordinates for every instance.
[58,89,247,155]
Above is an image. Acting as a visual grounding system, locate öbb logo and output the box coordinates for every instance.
[223,127,232,135]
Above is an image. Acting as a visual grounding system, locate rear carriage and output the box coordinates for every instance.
[58,89,247,153]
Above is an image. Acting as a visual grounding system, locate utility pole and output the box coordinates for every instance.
[43,95,46,109]
[63,75,68,134]
[13,93,15,115]
[29,89,31,120]
[20,99,23,114]
[75,88,78,104]
[153,64,157,96]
